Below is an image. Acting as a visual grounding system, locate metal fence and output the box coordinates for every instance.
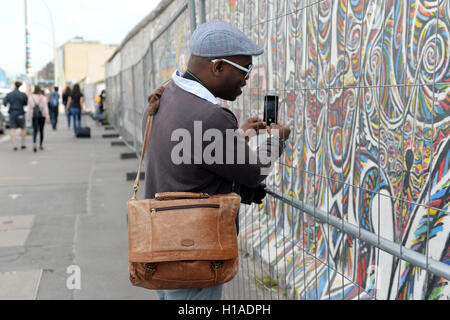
[106,0,450,300]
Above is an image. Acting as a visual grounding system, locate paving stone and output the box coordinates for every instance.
[0,215,34,248]
[0,269,42,300]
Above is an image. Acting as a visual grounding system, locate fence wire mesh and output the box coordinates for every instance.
[105,0,450,300]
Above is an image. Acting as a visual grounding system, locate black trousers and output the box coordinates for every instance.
[32,116,46,146]
[49,106,59,129]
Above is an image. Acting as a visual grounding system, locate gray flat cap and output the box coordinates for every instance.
[190,21,264,57]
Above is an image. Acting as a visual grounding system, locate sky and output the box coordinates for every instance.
[0,0,161,78]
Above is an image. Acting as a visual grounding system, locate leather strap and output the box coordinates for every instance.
[132,80,171,199]
[155,192,210,201]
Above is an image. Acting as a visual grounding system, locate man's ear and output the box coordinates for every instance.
[212,60,224,75]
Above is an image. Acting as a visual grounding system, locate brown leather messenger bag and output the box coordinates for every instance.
[127,81,241,290]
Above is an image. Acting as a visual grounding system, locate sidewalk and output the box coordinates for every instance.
[0,116,157,299]
[0,115,272,300]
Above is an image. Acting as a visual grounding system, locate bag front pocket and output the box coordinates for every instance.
[150,203,223,255]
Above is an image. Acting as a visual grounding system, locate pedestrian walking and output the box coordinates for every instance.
[48,86,60,130]
[62,86,72,128]
[141,21,291,300]
[66,84,85,136]
[26,85,50,152]
[3,81,28,151]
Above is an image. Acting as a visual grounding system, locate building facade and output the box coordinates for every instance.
[60,37,118,85]
[36,61,54,85]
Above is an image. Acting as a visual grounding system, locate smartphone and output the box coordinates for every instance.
[264,95,279,126]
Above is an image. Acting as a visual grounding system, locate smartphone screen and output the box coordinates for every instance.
[264,95,279,126]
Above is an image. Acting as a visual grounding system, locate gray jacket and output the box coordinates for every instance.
[142,81,284,200]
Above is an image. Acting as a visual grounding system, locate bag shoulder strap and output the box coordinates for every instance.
[132,80,172,200]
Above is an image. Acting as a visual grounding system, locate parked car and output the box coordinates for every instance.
[0,90,9,129]
[0,109,5,134]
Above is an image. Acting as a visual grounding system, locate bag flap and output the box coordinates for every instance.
[128,193,241,263]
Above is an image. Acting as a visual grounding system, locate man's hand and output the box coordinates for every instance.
[268,122,292,141]
[238,117,267,142]
[240,117,266,133]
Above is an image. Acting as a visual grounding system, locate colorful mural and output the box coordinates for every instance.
[207,0,449,300]
[151,9,190,87]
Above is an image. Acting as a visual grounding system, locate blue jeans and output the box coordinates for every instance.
[157,285,223,300]
[70,108,81,134]
[66,110,71,128]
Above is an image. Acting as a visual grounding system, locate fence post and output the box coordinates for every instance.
[199,0,206,24]
[150,42,156,91]
[119,71,124,142]
[188,0,197,34]
[131,66,138,154]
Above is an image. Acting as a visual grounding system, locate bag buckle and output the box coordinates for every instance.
[131,186,139,200]
[144,263,157,274]
[211,261,224,270]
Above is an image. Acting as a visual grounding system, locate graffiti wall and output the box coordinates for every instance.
[206,0,450,300]
[105,0,449,300]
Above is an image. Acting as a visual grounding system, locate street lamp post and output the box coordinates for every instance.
[41,0,58,88]
[24,0,32,81]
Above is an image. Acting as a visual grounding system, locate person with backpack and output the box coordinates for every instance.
[3,81,28,151]
[26,85,50,152]
[48,86,60,130]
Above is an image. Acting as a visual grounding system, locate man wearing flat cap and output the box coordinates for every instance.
[142,21,291,300]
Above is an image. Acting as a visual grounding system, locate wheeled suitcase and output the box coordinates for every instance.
[76,126,91,138]
[76,115,91,138]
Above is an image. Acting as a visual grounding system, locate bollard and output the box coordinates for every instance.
[126,172,144,181]
[103,133,120,139]
[111,141,126,146]
[120,153,138,160]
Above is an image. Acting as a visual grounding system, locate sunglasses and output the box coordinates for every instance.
[211,58,253,79]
